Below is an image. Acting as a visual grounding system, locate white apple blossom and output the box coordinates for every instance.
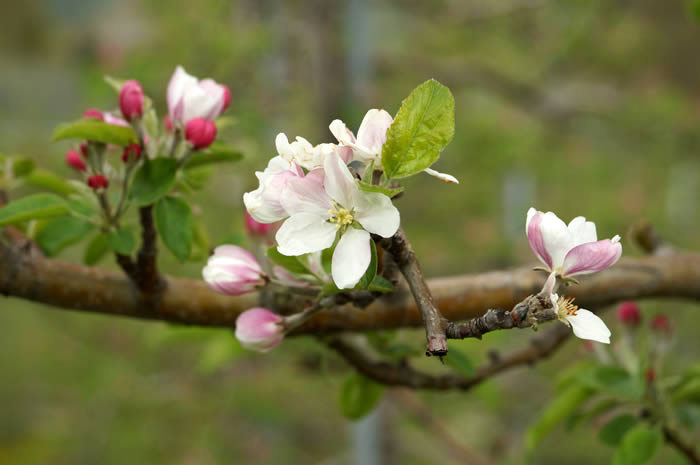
[167,65,230,125]
[551,293,611,344]
[329,108,458,183]
[242,156,306,224]
[275,151,400,289]
[275,133,351,171]
[526,207,622,278]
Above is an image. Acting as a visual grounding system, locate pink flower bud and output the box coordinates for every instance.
[221,85,232,112]
[119,80,145,121]
[122,143,142,163]
[235,307,284,352]
[65,149,86,172]
[80,143,89,159]
[87,174,109,190]
[163,115,174,133]
[244,211,277,238]
[185,117,217,150]
[202,245,266,296]
[617,301,641,327]
[83,108,104,121]
[650,314,671,335]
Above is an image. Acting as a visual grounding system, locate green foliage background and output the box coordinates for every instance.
[1,0,700,463]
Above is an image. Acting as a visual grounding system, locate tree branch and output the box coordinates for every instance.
[382,227,448,356]
[662,425,700,465]
[135,205,165,296]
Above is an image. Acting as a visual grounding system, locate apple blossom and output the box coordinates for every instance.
[526,208,622,278]
[167,65,229,125]
[275,133,351,171]
[202,245,267,296]
[551,293,611,344]
[329,108,459,183]
[119,80,145,121]
[235,307,284,352]
[275,151,400,289]
[243,156,305,224]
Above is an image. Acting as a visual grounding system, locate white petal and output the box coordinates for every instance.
[526,207,537,231]
[276,213,338,256]
[332,228,371,289]
[565,309,611,344]
[423,168,459,184]
[353,191,400,238]
[275,133,294,162]
[567,216,597,246]
[281,175,333,217]
[167,66,197,121]
[539,211,574,270]
[182,84,223,123]
[329,119,356,145]
[323,151,357,208]
[356,109,393,155]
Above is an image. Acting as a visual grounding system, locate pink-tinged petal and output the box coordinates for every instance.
[167,66,197,121]
[526,208,553,270]
[276,213,338,256]
[564,309,611,344]
[244,169,298,223]
[567,216,597,246]
[281,175,333,217]
[103,112,129,127]
[336,145,353,164]
[561,236,622,277]
[199,78,226,118]
[329,119,356,145]
[235,308,284,352]
[323,151,357,208]
[182,84,223,123]
[305,168,325,186]
[212,245,261,269]
[354,191,400,238]
[538,211,574,270]
[356,109,393,154]
[202,245,266,296]
[423,168,459,184]
[332,228,371,289]
[542,271,557,295]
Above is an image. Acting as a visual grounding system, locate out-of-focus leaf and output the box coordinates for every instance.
[155,196,193,262]
[612,425,662,465]
[339,373,384,420]
[24,170,76,196]
[83,233,110,265]
[367,275,395,293]
[444,347,476,377]
[577,365,644,400]
[599,414,640,446]
[184,142,243,169]
[11,157,35,177]
[356,240,377,290]
[381,79,455,179]
[266,246,311,275]
[526,385,593,452]
[357,180,404,198]
[0,194,68,226]
[104,75,127,93]
[129,158,178,206]
[181,165,214,190]
[52,119,137,146]
[35,215,94,256]
[106,228,135,255]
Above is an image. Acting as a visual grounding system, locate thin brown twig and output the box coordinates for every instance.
[662,425,700,465]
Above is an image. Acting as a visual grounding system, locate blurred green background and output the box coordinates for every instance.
[2,0,700,463]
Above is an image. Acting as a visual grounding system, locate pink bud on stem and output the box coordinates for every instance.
[202,245,267,296]
[65,149,87,172]
[83,108,104,121]
[235,307,284,352]
[617,301,641,327]
[119,80,145,121]
[185,117,217,150]
[87,174,109,190]
[122,143,142,163]
[244,211,277,238]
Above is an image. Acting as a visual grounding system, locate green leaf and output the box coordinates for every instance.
[25,170,76,196]
[155,196,193,262]
[184,142,243,169]
[35,215,94,256]
[367,275,396,293]
[339,373,384,420]
[526,385,593,452]
[104,75,127,93]
[381,79,455,179]
[83,233,110,265]
[0,194,69,227]
[266,246,311,275]
[106,228,135,255]
[356,239,377,290]
[444,347,475,377]
[567,398,619,431]
[600,415,640,446]
[52,119,137,146]
[11,157,35,177]
[357,180,404,198]
[129,158,178,206]
[612,425,662,465]
[577,365,644,400]
[181,165,214,191]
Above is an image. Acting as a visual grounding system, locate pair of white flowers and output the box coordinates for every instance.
[526,208,623,344]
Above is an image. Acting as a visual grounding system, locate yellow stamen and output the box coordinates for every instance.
[557,296,579,316]
[328,202,354,229]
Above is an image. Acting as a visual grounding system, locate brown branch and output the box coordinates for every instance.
[135,205,165,296]
[326,324,570,390]
[383,227,448,356]
[663,425,700,465]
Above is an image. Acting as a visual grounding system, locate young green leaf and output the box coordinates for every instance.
[155,196,193,262]
[355,240,377,290]
[599,415,640,446]
[444,347,476,377]
[357,180,404,198]
[106,228,135,255]
[381,79,455,179]
[52,119,137,146]
[0,194,69,227]
[526,385,593,452]
[612,425,662,465]
[368,275,395,293]
[129,158,178,206]
[83,233,110,265]
[35,215,94,256]
[183,142,243,169]
[339,373,384,420]
[25,170,76,196]
[11,157,35,177]
[266,246,311,275]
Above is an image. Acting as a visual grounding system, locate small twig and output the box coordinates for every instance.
[326,324,570,391]
[383,227,448,356]
[663,425,700,465]
[135,205,165,296]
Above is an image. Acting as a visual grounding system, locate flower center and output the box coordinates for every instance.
[328,203,354,228]
[557,296,579,316]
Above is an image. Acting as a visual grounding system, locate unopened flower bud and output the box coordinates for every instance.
[163,115,174,133]
[244,211,277,238]
[221,85,232,112]
[65,149,86,172]
[185,117,217,150]
[235,307,284,352]
[650,314,671,335]
[87,174,109,190]
[202,245,266,296]
[83,108,104,120]
[617,301,641,327]
[119,80,145,121]
[122,143,142,163]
